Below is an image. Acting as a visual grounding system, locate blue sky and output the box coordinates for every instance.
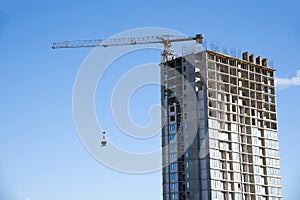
[0,0,300,200]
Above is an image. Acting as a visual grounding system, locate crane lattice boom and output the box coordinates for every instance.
[52,34,204,61]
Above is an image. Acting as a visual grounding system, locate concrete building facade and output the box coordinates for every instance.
[161,50,283,200]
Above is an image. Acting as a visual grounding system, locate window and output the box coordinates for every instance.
[212,190,226,200]
[212,191,218,199]
[186,162,189,168]
[170,124,176,131]
[184,123,188,129]
[220,142,229,150]
[255,175,261,183]
[232,153,240,161]
[231,124,238,132]
[234,173,241,181]
[171,163,177,170]
[210,159,220,168]
[256,196,262,200]
[209,119,220,129]
[170,106,175,112]
[170,116,175,122]
[231,143,239,152]
[171,153,177,160]
[185,132,188,138]
[265,149,280,158]
[171,173,177,179]
[211,169,221,179]
[172,183,177,189]
[253,137,258,145]
[220,132,228,141]
[186,172,190,178]
[231,133,239,142]
[269,187,282,195]
[210,149,221,159]
[254,165,260,173]
[235,194,242,200]
[185,151,189,158]
[209,129,220,139]
[264,130,278,139]
[209,139,218,148]
[267,168,281,176]
[171,194,178,200]
[170,134,176,141]
[265,139,279,149]
[268,177,281,186]
[187,182,190,188]
[232,163,240,171]
[266,158,280,167]
[211,180,221,189]
[171,143,176,150]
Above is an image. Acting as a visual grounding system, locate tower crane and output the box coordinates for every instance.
[52,34,204,62]
[52,33,204,147]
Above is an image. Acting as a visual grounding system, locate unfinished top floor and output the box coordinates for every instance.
[206,50,275,77]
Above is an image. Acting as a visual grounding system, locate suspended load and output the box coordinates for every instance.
[101,131,107,147]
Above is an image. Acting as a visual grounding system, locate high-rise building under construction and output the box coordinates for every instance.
[161,50,283,200]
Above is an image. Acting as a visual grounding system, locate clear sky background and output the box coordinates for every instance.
[0,0,300,200]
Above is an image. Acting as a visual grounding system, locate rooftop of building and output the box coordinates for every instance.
[162,50,275,73]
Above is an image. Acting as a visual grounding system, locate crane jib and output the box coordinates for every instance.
[52,34,204,49]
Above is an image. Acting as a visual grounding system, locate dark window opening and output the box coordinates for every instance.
[170,116,175,122]
[170,106,175,112]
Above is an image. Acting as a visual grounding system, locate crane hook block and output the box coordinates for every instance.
[101,131,107,147]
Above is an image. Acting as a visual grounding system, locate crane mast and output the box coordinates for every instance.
[52,34,204,61]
